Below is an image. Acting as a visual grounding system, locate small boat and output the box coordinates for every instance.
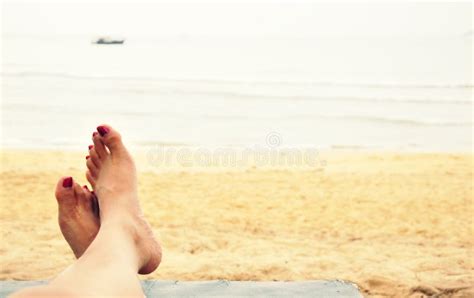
[94,37,125,45]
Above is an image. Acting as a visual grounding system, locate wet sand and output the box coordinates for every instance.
[0,150,472,297]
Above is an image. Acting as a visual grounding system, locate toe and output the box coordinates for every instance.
[92,132,108,158]
[86,156,99,178]
[55,176,76,206]
[74,183,93,211]
[73,182,86,202]
[89,146,101,168]
[96,124,126,155]
[73,183,100,222]
[82,185,100,218]
[86,170,96,188]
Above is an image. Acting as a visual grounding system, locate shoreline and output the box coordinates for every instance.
[1,144,472,153]
[1,148,472,173]
[1,150,472,297]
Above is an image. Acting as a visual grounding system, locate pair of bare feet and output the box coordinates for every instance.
[55,125,161,274]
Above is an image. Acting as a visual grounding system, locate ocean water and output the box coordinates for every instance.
[1,35,472,151]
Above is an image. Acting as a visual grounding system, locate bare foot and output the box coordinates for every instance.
[55,177,100,258]
[85,125,162,274]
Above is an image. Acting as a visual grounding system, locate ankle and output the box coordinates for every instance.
[100,213,137,235]
[100,214,147,251]
[91,218,144,267]
[99,198,140,221]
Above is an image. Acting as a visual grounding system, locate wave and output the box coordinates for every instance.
[204,113,472,127]
[4,101,470,127]
[3,71,472,105]
[2,70,473,89]
[163,89,472,105]
[330,115,472,127]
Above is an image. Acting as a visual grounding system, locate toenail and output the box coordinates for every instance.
[93,132,98,137]
[88,145,93,150]
[63,177,73,188]
[97,126,109,136]
[86,155,90,159]
[83,185,89,190]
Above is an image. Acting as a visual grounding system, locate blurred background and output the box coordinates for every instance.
[2,1,472,151]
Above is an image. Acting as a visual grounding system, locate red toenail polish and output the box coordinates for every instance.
[83,185,89,190]
[93,132,98,137]
[63,177,73,188]
[97,126,109,136]
[88,145,93,150]
[86,155,90,159]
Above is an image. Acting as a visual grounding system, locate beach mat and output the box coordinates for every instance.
[0,280,362,297]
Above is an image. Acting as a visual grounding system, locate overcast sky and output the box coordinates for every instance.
[2,1,472,37]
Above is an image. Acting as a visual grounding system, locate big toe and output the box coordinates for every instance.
[55,176,76,206]
[96,125,126,155]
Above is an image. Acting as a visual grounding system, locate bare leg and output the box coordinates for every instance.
[13,222,146,297]
[11,125,162,297]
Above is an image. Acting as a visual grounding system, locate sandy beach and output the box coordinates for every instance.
[0,150,472,297]
[2,2,472,297]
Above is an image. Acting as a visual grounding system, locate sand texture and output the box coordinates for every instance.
[0,150,472,297]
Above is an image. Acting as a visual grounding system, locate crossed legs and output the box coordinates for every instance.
[11,125,162,297]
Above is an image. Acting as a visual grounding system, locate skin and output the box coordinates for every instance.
[55,179,100,258]
[11,125,162,297]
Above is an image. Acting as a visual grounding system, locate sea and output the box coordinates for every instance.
[1,35,472,151]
